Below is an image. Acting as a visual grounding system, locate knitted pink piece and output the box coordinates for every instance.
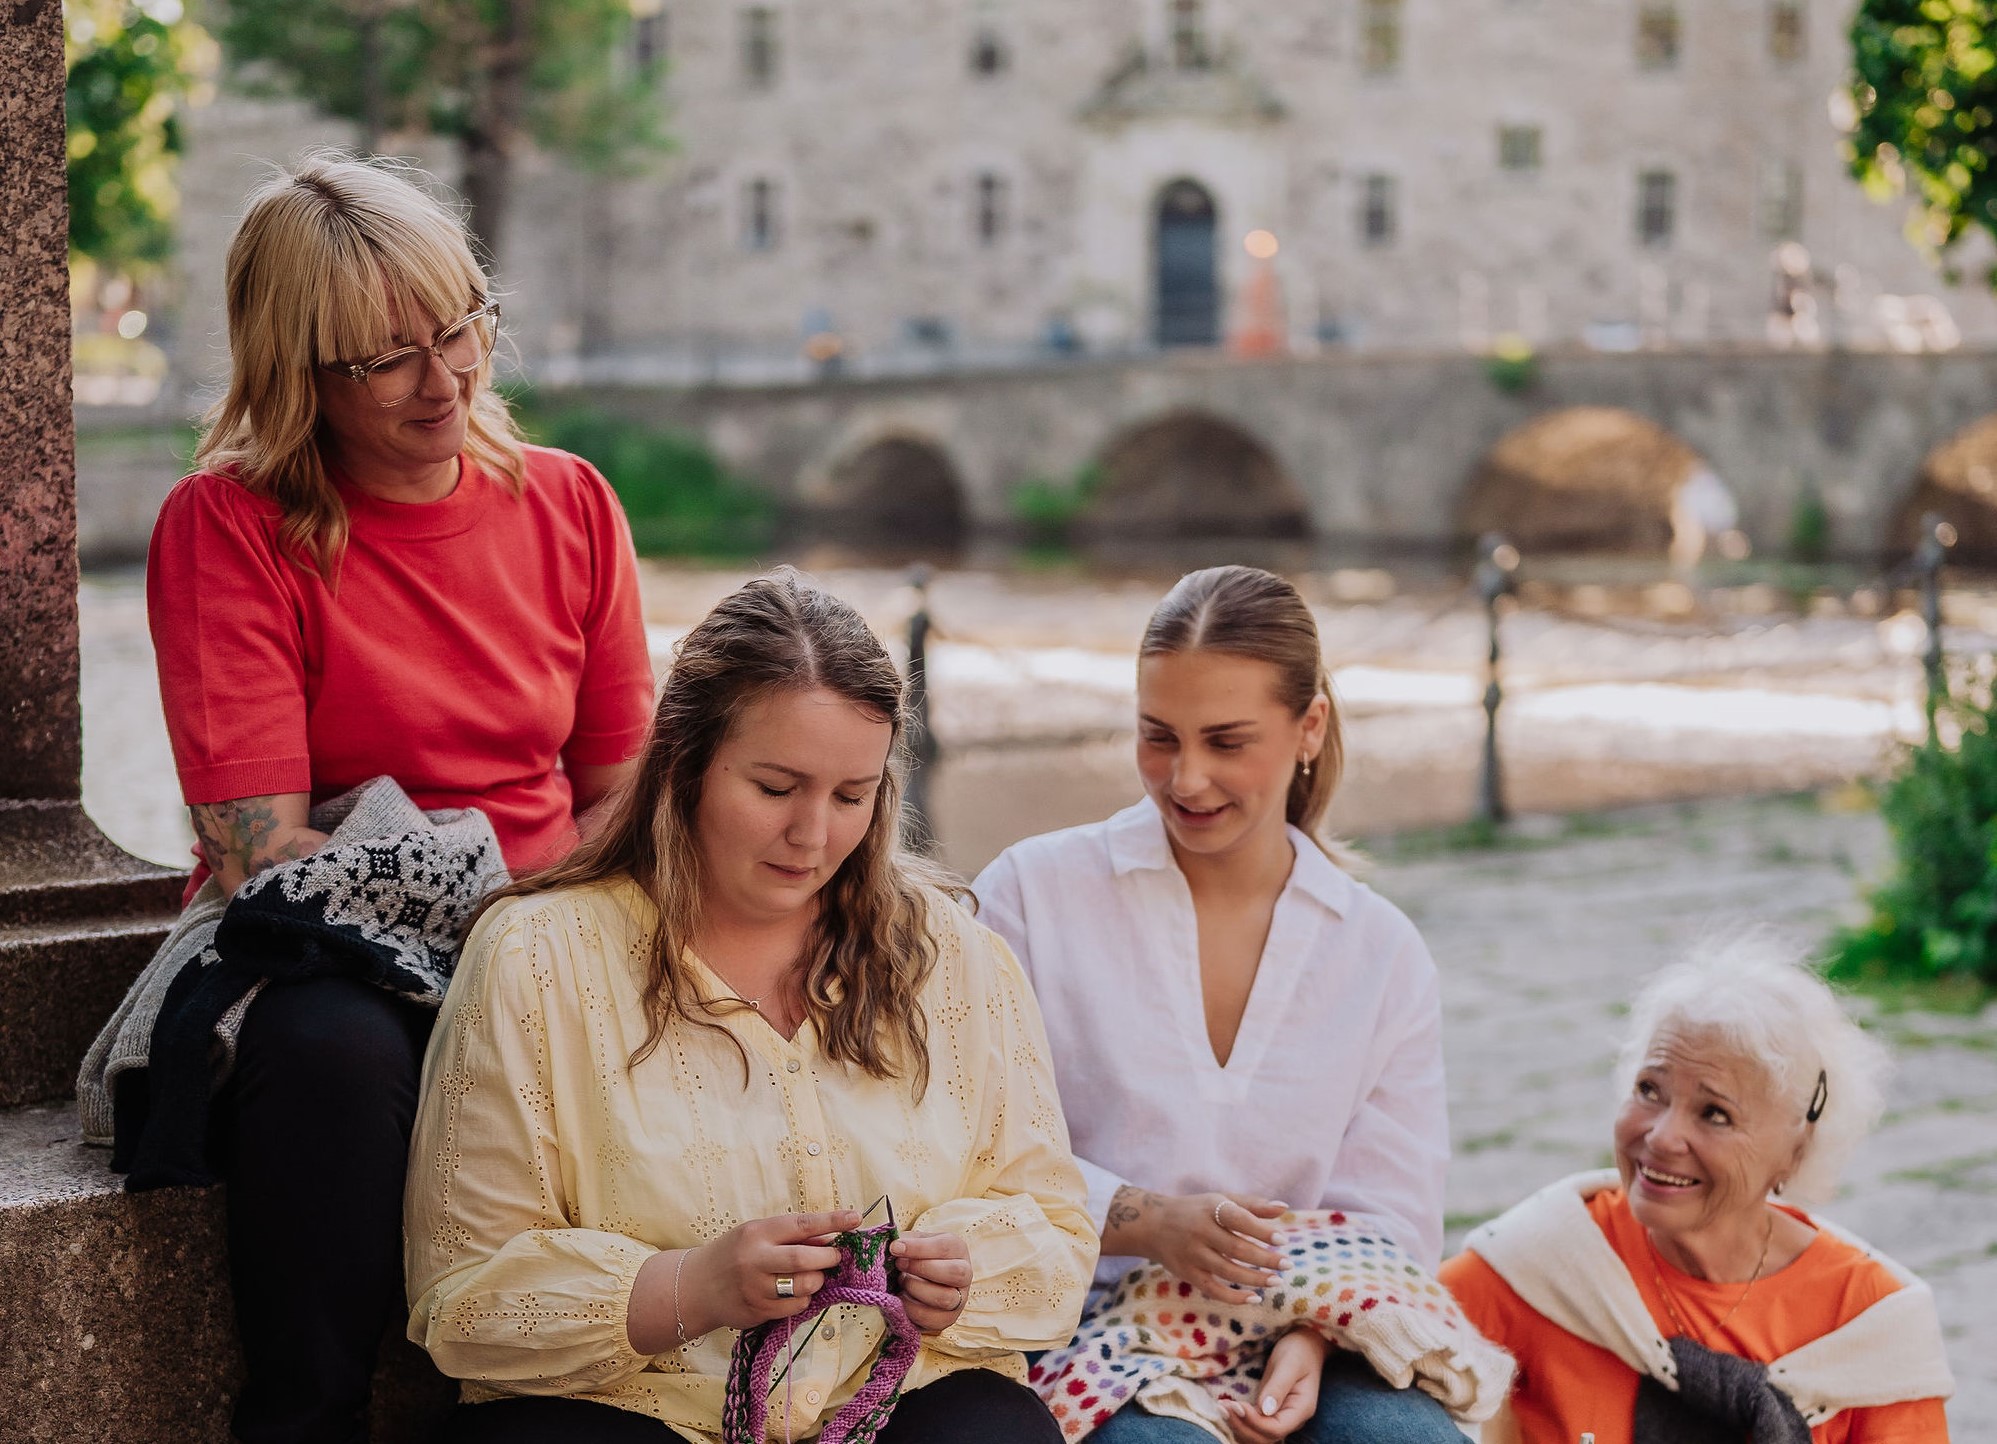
[722,1225,922,1444]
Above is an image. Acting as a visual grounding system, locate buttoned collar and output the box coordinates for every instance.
[1105,798,1353,917]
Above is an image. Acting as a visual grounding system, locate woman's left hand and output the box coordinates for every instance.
[889,1230,972,1333]
[1221,1326,1329,1442]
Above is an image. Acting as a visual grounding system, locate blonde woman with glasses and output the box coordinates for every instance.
[141,153,653,1442]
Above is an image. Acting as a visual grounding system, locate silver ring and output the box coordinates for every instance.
[1213,1200,1228,1230]
[775,1275,796,1299]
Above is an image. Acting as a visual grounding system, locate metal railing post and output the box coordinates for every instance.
[1474,533,1521,827]
[903,565,939,853]
[1915,512,1956,742]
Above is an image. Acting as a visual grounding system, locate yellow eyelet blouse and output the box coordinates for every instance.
[404,876,1098,1441]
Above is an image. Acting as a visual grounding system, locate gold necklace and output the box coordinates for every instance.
[1645,1208,1774,1347]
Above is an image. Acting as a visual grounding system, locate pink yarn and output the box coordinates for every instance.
[723,1225,922,1444]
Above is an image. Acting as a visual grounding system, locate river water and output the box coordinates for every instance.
[82,550,1997,876]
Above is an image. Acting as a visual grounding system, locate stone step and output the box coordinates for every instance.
[0,801,185,928]
[0,911,180,1109]
[0,1100,455,1443]
[0,800,186,1108]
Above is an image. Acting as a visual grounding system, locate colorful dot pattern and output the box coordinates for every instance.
[1028,1210,1487,1441]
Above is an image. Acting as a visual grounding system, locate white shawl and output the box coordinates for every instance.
[1463,1170,1953,1426]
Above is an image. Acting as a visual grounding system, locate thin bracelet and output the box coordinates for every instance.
[672,1247,699,1348]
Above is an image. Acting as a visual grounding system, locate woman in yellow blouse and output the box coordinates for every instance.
[405,569,1098,1443]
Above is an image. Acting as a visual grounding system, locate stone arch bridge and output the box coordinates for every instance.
[575,348,1997,557]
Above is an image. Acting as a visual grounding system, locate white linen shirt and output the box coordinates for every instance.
[972,798,1449,1287]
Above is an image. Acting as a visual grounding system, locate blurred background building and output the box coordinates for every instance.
[158,0,1997,394]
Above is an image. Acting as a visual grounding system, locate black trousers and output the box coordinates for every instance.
[437,1370,1065,1444]
[212,975,434,1444]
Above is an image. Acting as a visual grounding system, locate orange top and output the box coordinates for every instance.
[1439,1189,1949,1444]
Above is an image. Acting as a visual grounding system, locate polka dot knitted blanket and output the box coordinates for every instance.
[1029,1210,1513,1442]
[722,1224,921,1444]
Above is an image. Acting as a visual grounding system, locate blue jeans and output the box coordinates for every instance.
[1086,1351,1464,1444]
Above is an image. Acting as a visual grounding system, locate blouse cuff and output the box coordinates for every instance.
[421,1231,661,1394]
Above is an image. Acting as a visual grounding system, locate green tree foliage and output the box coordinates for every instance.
[65,0,213,270]
[1829,691,1997,987]
[1010,464,1103,546]
[218,0,670,264]
[513,399,776,557]
[1848,1,1997,280]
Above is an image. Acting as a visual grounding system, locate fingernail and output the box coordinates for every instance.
[1248,1292,1263,1304]
[1261,1396,1277,1417]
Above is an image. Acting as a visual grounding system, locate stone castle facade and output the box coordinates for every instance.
[173,0,1997,387]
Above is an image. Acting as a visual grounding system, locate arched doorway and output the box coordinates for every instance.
[1154,179,1219,347]
[1085,410,1309,538]
[1457,407,1711,554]
[819,436,967,546]
[1892,415,1997,563]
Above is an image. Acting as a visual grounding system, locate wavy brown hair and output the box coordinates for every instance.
[195,151,525,581]
[1140,565,1345,856]
[478,568,956,1092]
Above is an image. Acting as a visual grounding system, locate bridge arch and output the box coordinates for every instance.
[1084,409,1310,539]
[1457,406,1719,555]
[1890,414,1997,564]
[814,433,969,545]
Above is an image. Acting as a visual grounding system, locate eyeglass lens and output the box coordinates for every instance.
[364,312,495,405]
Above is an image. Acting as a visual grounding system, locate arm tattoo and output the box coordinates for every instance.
[1106,1185,1160,1232]
[189,797,307,880]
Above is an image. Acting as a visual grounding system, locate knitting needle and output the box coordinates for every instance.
[766,1194,894,1394]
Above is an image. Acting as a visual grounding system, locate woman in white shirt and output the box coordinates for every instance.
[974,566,1458,1444]
[407,569,1096,1444]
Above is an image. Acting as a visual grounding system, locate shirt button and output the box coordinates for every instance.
[786,1059,801,1073]
[806,1142,822,1157]
[805,1389,822,1406]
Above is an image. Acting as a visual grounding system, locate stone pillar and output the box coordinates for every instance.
[0,0,81,805]
[0,0,181,1105]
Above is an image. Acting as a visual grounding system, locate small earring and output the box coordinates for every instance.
[1772,1180,1785,1196]
[1299,757,1314,783]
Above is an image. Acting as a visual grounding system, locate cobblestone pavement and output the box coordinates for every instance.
[1371,794,1997,1440]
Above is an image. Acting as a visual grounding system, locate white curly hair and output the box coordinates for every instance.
[1614,934,1892,1206]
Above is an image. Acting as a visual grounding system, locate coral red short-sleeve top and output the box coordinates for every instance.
[148,445,655,897]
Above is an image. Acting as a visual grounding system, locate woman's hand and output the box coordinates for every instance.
[1221,1327,1329,1442]
[1103,1186,1288,1303]
[631,1209,860,1350]
[889,1230,972,1334]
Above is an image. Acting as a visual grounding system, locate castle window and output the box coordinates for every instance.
[1637,169,1676,246]
[1170,0,1211,70]
[1637,4,1679,69]
[742,7,779,86]
[975,172,1009,245]
[1361,174,1397,245]
[1761,160,1803,239]
[743,177,781,250]
[1498,125,1542,172]
[1770,1,1804,63]
[971,26,1008,75]
[632,5,667,71]
[1360,0,1401,74]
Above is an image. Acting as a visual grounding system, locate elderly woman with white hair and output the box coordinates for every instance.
[1440,940,1953,1443]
